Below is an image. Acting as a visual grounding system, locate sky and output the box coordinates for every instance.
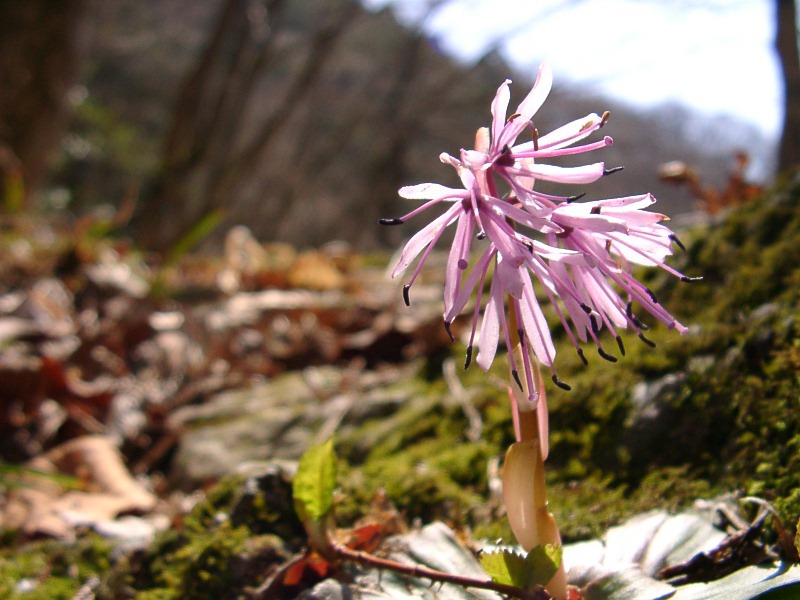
[361,0,783,139]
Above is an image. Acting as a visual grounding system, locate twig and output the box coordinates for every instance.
[330,540,552,600]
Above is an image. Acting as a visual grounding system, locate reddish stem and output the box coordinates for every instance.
[330,539,552,600]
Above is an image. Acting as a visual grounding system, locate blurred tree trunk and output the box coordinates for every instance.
[0,0,90,209]
[136,0,358,250]
[776,0,800,171]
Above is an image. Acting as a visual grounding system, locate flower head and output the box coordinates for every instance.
[382,63,697,417]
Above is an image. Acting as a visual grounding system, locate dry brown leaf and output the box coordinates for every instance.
[2,435,157,540]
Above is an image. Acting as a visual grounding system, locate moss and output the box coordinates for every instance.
[0,535,112,600]
[117,471,299,599]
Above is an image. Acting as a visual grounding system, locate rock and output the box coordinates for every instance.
[314,522,503,600]
[169,364,414,487]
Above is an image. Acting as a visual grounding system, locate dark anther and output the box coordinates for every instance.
[645,287,659,304]
[598,347,618,362]
[581,303,593,314]
[603,166,624,176]
[669,233,686,251]
[591,206,602,215]
[600,111,611,126]
[552,374,572,391]
[616,335,626,356]
[402,284,411,306]
[464,345,473,370]
[511,368,523,391]
[567,193,586,203]
[444,321,455,343]
[477,231,486,240]
[379,218,403,226]
[681,276,703,283]
[638,332,656,347]
[577,347,589,366]
[626,301,649,329]
[590,314,600,335]
[517,328,525,344]
[532,127,540,151]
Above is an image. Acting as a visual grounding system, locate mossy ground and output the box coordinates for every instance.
[0,535,112,600]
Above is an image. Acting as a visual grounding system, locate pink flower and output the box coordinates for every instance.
[382,63,696,406]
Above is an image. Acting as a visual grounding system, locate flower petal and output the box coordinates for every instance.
[399,182,464,200]
[490,80,512,148]
[476,275,504,370]
[518,162,606,185]
[390,204,459,277]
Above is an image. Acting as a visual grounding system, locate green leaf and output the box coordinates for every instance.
[480,549,529,587]
[526,543,562,587]
[292,438,337,524]
[480,544,562,590]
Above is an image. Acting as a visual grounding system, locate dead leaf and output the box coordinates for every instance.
[2,435,157,540]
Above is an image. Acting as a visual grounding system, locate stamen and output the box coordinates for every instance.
[645,287,659,304]
[444,321,455,343]
[477,231,486,240]
[603,166,625,176]
[680,276,703,283]
[591,206,602,215]
[669,233,686,251]
[464,345,473,370]
[638,332,656,347]
[626,301,650,330]
[598,347,617,362]
[379,218,403,226]
[580,303,593,314]
[517,328,525,344]
[567,193,586,203]
[511,368,523,391]
[616,335,625,356]
[402,284,411,306]
[600,111,611,127]
[532,127,540,151]
[590,314,600,334]
[552,374,572,391]
[577,347,588,366]
[457,258,469,270]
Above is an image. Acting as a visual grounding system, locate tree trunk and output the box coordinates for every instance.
[136,0,358,251]
[776,0,800,172]
[0,1,90,209]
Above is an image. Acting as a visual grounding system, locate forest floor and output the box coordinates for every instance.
[1,171,800,598]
